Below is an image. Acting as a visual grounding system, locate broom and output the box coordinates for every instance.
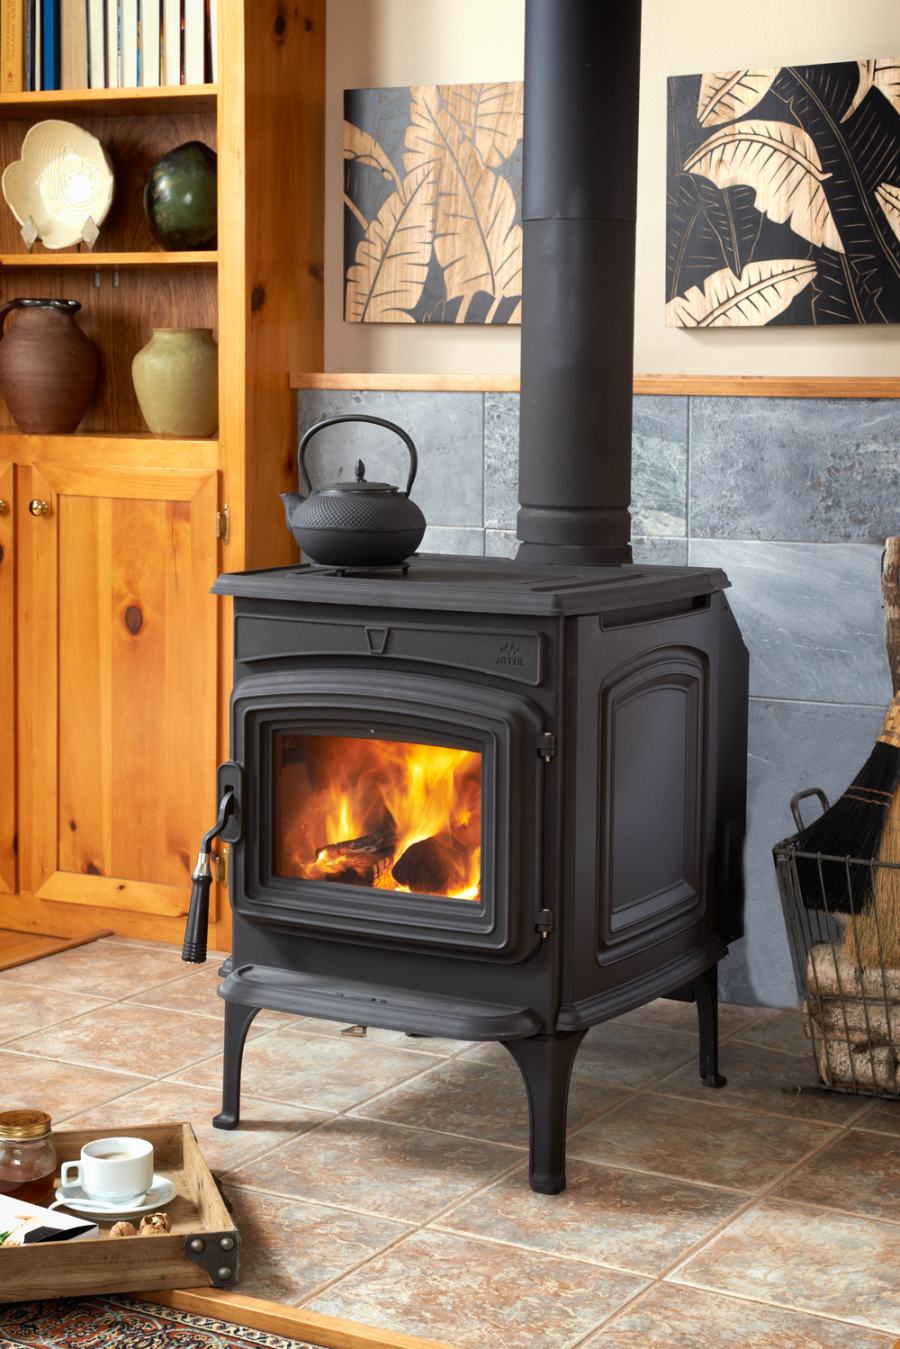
[794,691,900,919]
[841,539,900,968]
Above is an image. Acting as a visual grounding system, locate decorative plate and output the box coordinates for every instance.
[2,120,115,249]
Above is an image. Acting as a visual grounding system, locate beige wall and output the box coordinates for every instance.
[325,0,900,376]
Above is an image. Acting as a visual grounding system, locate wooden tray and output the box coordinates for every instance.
[2,1122,239,1302]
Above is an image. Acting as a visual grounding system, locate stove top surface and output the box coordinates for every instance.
[212,554,731,616]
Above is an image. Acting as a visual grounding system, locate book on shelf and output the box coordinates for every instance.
[0,0,216,92]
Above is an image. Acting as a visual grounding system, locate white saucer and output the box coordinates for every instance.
[50,1174,177,1220]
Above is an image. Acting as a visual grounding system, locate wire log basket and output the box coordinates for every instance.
[775,788,900,1100]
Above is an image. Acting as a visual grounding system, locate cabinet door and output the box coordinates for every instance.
[0,465,15,894]
[26,463,218,922]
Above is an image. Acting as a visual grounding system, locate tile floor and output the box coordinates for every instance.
[2,935,899,1349]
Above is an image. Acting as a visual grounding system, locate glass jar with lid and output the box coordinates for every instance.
[0,1109,57,1204]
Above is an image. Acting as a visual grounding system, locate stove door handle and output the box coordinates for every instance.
[182,789,236,964]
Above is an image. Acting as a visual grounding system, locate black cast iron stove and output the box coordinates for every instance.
[181,0,750,1193]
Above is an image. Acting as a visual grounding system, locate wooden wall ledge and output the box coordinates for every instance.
[290,373,900,398]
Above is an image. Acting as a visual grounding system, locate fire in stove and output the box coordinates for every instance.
[274,734,482,899]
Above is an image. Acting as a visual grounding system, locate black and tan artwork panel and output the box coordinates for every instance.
[344,83,523,324]
[667,60,900,326]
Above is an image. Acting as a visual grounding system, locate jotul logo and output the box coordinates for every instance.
[495,642,523,667]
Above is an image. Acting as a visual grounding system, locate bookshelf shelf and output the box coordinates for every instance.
[0,251,218,266]
[0,84,217,119]
[0,429,219,468]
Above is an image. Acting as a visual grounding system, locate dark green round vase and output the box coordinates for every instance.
[143,141,218,251]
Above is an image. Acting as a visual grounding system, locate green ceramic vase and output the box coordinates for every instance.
[143,141,218,251]
[132,328,218,437]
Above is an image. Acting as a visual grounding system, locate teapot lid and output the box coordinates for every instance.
[315,460,399,495]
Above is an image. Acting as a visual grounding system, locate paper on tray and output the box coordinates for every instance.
[0,1193,98,1244]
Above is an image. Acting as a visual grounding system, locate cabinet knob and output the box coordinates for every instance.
[0,500,6,514]
[29,499,49,517]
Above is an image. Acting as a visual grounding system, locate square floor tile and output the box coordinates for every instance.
[224,1116,519,1224]
[436,1156,746,1275]
[671,1198,900,1334]
[462,1023,698,1089]
[567,1091,834,1191]
[0,938,189,996]
[283,1018,473,1058]
[170,1030,441,1113]
[773,1128,900,1224]
[732,1008,810,1056]
[352,1057,627,1147]
[306,1228,649,1349]
[0,985,114,1044]
[655,1041,872,1124]
[580,1282,897,1347]
[123,965,292,1029]
[5,1002,232,1077]
[1,1048,154,1119]
[60,1080,331,1172]
[611,998,767,1041]
[856,1099,900,1136]
[226,1188,411,1305]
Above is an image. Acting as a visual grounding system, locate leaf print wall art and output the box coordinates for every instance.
[344,83,523,324]
[667,59,900,326]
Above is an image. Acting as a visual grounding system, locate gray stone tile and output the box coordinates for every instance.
[631,395,687,537]
[295,389,483,527]
[631,537,688,566]
[689,396,900,542]
[420,526,484,556]
[485,528,518,559]
[687,538,892,705]
[722,697,887,1007]
[484,392,519,529]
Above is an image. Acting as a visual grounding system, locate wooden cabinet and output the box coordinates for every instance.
[0,6,325,950]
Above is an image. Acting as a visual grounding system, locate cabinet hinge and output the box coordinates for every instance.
[215,847,229,890]
[536,909,554,937]
[538,732,555,761]
[216,504,230,544]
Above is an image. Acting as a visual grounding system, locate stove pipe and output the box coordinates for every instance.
[516,0,642,567]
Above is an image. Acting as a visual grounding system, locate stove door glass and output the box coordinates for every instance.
[274,734,482,900]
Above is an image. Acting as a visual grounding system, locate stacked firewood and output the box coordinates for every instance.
[805,942,900,1091]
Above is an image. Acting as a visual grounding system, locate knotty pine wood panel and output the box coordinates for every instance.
[0,111,216,255]
[0,466,15,894]
[57,495,199,888]
[0,267,217,434]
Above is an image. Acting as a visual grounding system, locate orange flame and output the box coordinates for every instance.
[275,735,481,899]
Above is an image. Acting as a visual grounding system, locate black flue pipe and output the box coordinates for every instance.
[516,0,642,566]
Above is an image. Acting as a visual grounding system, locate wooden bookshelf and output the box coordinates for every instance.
[0,5,325,951]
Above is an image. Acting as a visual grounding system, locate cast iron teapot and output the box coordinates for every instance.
[281,414,427,568]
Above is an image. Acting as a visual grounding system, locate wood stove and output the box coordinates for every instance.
[181,0,750,1193]
[192,556,747,1192]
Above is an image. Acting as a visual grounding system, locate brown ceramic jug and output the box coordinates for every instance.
[0,298,97,434]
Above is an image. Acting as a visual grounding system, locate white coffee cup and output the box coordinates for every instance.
[61,1136,154,1203]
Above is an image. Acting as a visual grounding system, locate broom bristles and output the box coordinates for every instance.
[843,784,900,967]
[795,739,900,914]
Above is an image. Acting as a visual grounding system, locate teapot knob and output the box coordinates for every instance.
[355,460,365,482]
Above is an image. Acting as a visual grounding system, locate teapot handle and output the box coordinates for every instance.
[0,298,26,338]
[298,415,419,496]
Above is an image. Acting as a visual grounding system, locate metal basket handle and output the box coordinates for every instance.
[790,787,831,832]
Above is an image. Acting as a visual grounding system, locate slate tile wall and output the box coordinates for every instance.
[296,389,899,1008]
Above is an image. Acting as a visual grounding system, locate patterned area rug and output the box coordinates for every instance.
[0,1296,317,1348]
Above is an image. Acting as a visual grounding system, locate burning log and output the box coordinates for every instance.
[392,837,451,894]
[316,826,396,885]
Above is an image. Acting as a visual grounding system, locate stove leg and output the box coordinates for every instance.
[503,1030,588,1195]
[213,1001,259,1129]
[692,964,726,1088]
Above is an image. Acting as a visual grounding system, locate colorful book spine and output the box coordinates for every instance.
[1,0,25,92]
[120,0,135,85]
[209,0,215,81]
[162,0,179,85]
[104,0,117,86]
[182,0,201,83]
[140,0,160,85]
[24,0,35,89]
[60,0,87,88]
[86,0,104,87]
[40,0,60,90]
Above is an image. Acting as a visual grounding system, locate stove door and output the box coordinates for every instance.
[229,670,545,960]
